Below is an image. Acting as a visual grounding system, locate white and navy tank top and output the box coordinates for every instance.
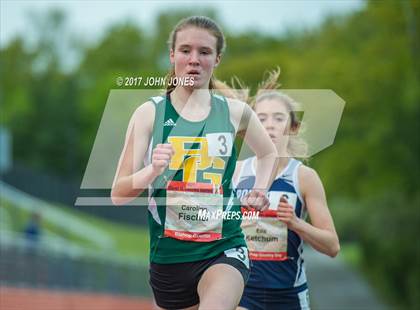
[235,156,307,290]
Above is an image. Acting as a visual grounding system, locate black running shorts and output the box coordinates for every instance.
[149,246,250,310]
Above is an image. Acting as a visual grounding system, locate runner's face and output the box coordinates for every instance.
[255,99,291,151]
[170,27,221,89]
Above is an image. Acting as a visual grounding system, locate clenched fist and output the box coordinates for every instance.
[151,143,175,176]
[276,195,298,228]
[241,190,270,211]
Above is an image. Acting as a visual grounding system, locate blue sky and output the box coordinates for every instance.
[1,0,365,47]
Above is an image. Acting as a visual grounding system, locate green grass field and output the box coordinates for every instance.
[1,198,150,261]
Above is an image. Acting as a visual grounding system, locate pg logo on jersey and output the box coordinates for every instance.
[168,132,233,186]
[164,132,232,242]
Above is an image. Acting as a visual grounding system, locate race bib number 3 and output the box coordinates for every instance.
[224,246,250,269]
[206,133,233,157]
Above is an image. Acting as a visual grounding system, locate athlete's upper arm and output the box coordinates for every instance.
[225,97,245,134]
[299,165,337,232]
[113,101,155,185]
[226,98,276,158]
[232,160,244,187]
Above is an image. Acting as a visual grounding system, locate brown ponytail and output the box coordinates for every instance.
[212,67,308,158]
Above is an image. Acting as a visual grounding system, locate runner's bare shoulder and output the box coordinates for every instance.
[224,97,250,133]
[130,100,155,136]
[297,164,325,200]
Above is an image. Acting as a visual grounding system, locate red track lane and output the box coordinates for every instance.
[0,286,155,310]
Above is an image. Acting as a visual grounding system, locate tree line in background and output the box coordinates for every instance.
[1,0,419,308]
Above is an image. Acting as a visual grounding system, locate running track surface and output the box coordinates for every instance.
[0,286,155,310]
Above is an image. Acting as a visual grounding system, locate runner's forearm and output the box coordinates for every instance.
[289,218,340,257]
[111,165,159,205]
[253,152,278,192]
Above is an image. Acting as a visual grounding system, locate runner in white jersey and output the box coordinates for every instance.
[231,69,340,310]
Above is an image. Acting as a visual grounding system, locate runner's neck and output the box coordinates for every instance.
[170,87,212,120]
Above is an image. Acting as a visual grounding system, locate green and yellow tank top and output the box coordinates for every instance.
[146,93,246,264]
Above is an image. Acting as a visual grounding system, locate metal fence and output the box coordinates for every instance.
[0,230,151,297]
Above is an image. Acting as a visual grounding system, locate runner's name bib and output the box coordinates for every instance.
[206,132,233,157]
[241,192,297,261]
[241,216,288,261]
[164,181,223,242]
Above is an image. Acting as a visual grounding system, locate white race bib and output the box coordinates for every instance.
[241,215,288,261]
[206,132,233,157]
[164,181,223,242]
[268,191,298,210]
[224,246,250,269]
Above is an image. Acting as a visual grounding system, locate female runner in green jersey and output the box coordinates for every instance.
[111,16,278,310]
